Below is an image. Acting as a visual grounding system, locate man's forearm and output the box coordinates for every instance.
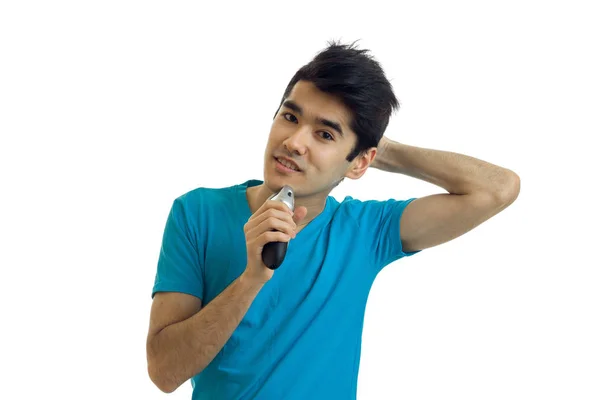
[147,272,264,393]
[372,138,518,196]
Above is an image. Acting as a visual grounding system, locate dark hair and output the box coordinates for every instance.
[276,39,400,162]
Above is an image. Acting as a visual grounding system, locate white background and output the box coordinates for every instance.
[1,1,598,399]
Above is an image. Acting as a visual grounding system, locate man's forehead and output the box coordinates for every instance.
[286,82,353,128]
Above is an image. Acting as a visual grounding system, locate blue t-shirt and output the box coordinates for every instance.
[153,179,420,399]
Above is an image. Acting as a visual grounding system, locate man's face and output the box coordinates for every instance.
[263,80,371,198]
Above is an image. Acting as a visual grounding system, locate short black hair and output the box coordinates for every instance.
[277,39,400,162]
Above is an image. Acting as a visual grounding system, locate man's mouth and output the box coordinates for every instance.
[275,157,302,172]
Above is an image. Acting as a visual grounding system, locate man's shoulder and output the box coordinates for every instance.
[331,194,384,213]
[328,195,372,228]
[174,179,257,207]
[331,194,416,227]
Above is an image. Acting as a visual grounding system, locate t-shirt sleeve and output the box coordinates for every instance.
[152,196,204,300]
[357,197,422,271]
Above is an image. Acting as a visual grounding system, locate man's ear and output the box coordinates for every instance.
[345,147,377,180]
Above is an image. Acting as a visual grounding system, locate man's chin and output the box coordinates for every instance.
[264,172,304,193]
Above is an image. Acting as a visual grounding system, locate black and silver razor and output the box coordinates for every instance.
[261,185,295,270]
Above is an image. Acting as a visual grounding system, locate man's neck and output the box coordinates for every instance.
[246,183,328,231]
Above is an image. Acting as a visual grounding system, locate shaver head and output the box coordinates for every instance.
[269,185,295,211]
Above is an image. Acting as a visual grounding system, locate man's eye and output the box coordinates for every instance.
[283,113,297,123]
[321,132,334,141]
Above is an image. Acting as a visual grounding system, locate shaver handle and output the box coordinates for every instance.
[260,185,294,270]
[262,239,288,270]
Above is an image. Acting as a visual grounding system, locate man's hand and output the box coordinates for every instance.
[370,135,392,170]
[243,200,307,284]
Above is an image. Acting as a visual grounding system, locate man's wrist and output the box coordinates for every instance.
[239,271,267,292]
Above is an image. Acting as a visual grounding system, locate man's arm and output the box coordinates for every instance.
[146,272,265,393]
[371,137,520,252]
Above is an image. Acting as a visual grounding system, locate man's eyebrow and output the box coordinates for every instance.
[282,100,344,138]
[282,100,303,115]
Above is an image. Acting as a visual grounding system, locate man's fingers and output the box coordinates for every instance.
[293,206,308,224]
[249,199,291,221]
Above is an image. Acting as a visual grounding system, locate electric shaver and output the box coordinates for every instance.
[261,185,295,270]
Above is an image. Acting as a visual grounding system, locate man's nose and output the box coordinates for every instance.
[283,126,311,155]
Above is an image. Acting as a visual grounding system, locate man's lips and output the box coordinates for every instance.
[274,156,303,171]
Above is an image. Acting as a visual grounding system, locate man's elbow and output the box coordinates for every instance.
[495,170,521,206]
[147,360,179,393]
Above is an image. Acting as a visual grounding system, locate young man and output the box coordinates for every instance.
[146,41,520,399]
